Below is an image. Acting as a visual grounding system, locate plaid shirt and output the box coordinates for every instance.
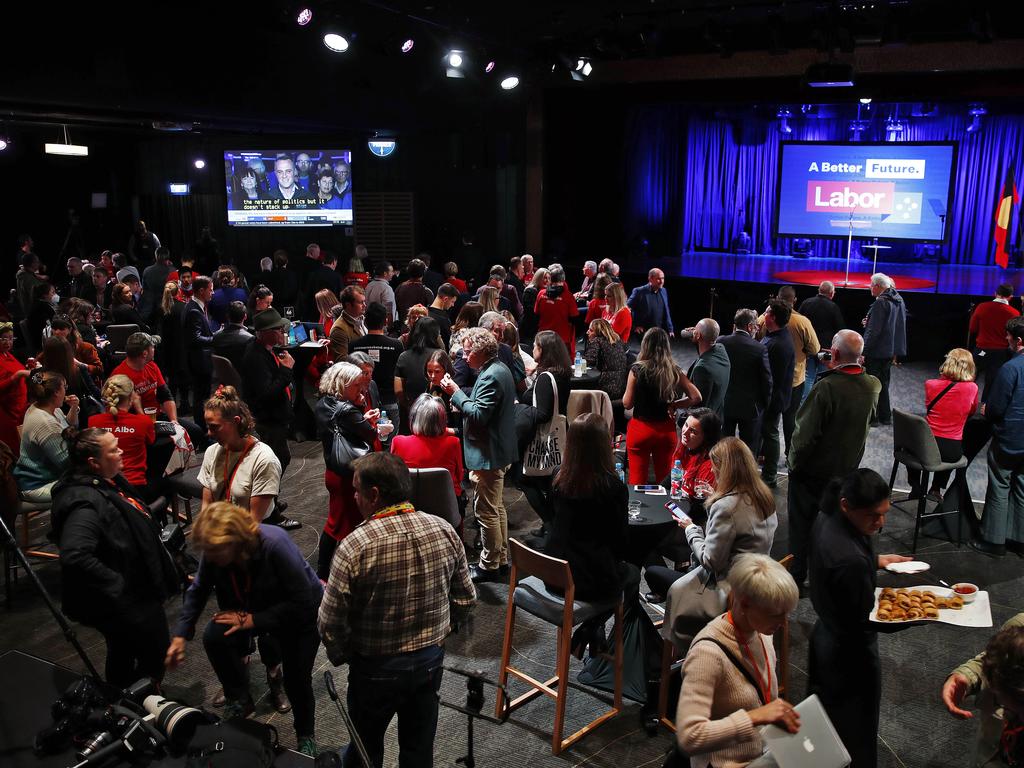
[318,509,475,664]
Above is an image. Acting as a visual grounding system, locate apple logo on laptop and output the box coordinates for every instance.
[802,737,815,753]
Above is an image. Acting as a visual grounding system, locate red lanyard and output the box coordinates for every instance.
[222,438,256,501]
[727,611,773,705]
[229,569,252,612]
[272,349,293,398]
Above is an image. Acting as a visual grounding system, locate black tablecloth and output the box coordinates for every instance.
[623,486,689,567]
[568,370,602,390]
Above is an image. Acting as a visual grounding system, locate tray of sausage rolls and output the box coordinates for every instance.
[869,585,992,627]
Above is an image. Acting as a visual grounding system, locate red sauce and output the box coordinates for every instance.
[954,585,977,595]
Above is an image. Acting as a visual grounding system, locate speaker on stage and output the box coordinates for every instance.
[792,238,813,259]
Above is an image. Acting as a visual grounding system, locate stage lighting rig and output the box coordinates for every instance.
[296,7,313,26]
[445,50,465,79]
[776,107,794,134]
[966,103,986,133]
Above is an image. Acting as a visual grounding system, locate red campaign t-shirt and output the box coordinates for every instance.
[924,379,979,441]
[88,411,156,486]
[391,434,464,498]
[111,360,167,413]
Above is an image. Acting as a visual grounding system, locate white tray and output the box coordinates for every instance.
[868,585,993,627]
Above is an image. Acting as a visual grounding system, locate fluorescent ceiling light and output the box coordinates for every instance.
[45,143,88,156]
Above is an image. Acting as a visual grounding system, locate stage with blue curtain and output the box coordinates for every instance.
[625,105,1024,295]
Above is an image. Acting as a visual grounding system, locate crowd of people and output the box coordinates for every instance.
[2,229,1023,767]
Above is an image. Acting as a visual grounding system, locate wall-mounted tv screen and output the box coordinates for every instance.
[774,141,956,243]
[224,150,352,227]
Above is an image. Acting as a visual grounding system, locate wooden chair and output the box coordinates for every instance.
[654,553,793,732]
[495,539,624,755]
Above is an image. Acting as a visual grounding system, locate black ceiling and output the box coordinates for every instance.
[1,0,1021,135]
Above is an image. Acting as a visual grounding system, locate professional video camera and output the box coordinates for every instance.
[35,677,207,767]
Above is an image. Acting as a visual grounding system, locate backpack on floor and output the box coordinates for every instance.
[185,718,278,768]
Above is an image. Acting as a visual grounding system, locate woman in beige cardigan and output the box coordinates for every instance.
[676,554,800,768]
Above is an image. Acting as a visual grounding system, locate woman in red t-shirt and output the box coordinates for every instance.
[605,282,633,342]
[584,274,612,325]
[88,374,156,491]
[669,407,722,497]
[391,393,465,527]
[444,262,468,294]
[342,255,370,288]
[912,348,979,501]
[0,323,30,456]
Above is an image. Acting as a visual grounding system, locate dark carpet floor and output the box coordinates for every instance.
[2,353,1019,768]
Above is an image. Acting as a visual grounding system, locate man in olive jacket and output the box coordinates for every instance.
[442,327,518,583]
[787,329,881,586]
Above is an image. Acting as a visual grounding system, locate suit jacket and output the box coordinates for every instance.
[762,328,796,415]
[719,331,772,421]
[182,299,214,376]
[451,357,518,470]
[211,323,254,372]
[686,343,731,421]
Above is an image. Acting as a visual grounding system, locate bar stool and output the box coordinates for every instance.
[495,539,624,755]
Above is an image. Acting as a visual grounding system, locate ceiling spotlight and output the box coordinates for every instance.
[500,76,520,90]
[447,51,463,68]
[401,38,415,53]
[296,7,313,26]
[0,137,8,151]
[485,61,495,73]
[323,33,350,53]
[194,159,206,169]
[582,61,593,77]
[859,97,872,105]
[966,103,987,133]
[776,107,794,135]
[575,58,593,77]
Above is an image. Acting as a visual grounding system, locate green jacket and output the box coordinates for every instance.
[452,357,518,470]
[787,366,880,480]
[953,612,1024,767]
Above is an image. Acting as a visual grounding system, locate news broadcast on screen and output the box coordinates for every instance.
[224,149,353,227]
[774,141,957,242]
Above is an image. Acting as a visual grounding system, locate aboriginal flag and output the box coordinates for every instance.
[994,166,1020,269]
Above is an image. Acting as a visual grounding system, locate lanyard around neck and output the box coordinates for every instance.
[222,437,257,501]
[727,610,772,705]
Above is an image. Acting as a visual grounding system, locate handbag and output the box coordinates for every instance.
[523,372,568,477]
[665,566,730,651]
[185,719,278,768]
[326,420,371,476]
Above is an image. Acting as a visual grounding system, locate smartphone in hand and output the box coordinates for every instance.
[665,501,692,526]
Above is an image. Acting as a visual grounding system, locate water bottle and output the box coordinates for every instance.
[670,460,684,500]
[615,462,625,485]
[574,351,583,377]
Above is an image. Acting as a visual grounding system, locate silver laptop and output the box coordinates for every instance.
[760,694,850,768]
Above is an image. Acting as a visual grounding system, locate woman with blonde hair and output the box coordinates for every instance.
[662,437,779,649]
[478,285,500,315]
[166,501,323,754]
[677,554,800,767]
[910,346,979,501]
[399,303,429,347]
[604,282,632,341]
[585,317,629,399]
[315,288,341,334]
[623,328,700,484]
[87,374,155,492]
[343,255,369,288]
[584,273,613,325]
[315,361,380,577]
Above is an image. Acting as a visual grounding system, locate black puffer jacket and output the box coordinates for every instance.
[49,472,178,625]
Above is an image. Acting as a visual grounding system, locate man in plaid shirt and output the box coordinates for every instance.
[318,452,475,767]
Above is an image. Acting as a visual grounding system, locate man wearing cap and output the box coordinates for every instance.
[241,308,301,530]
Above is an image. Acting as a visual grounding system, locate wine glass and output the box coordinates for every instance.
[627,500,645,523]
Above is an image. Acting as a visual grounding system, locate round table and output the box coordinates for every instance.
[623,486,694,567]
[569,370,602,390]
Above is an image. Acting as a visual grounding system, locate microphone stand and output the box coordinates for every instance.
[0,512,102,681]
[845,205,856,287]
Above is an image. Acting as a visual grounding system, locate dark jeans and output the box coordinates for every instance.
[974,347,1011,402]
[518,473,554,525]
[788,472,830,585]
[203,621,319,737]
[781,383,804,459]
[318,530,340,580]
[96,600,170,689]
[190,372,212,430]
[760,409,783,483]
[864,357,893,423]
[723,415,761,455]
[345,644,445,768]
[257,420,292,475]
[645,565,685,598]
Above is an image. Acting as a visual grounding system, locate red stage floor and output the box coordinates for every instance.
[771,269,936,290]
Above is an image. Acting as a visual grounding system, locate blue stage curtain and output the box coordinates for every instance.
[625,106,1024,266]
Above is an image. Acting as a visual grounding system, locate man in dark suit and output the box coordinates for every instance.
[419,252,446,295]
[719,308,773,454]
[211,301,254,373]
[302,250,343,320]
[183,275,215,428]
[759,300,796,487]
[799,280,846,401]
